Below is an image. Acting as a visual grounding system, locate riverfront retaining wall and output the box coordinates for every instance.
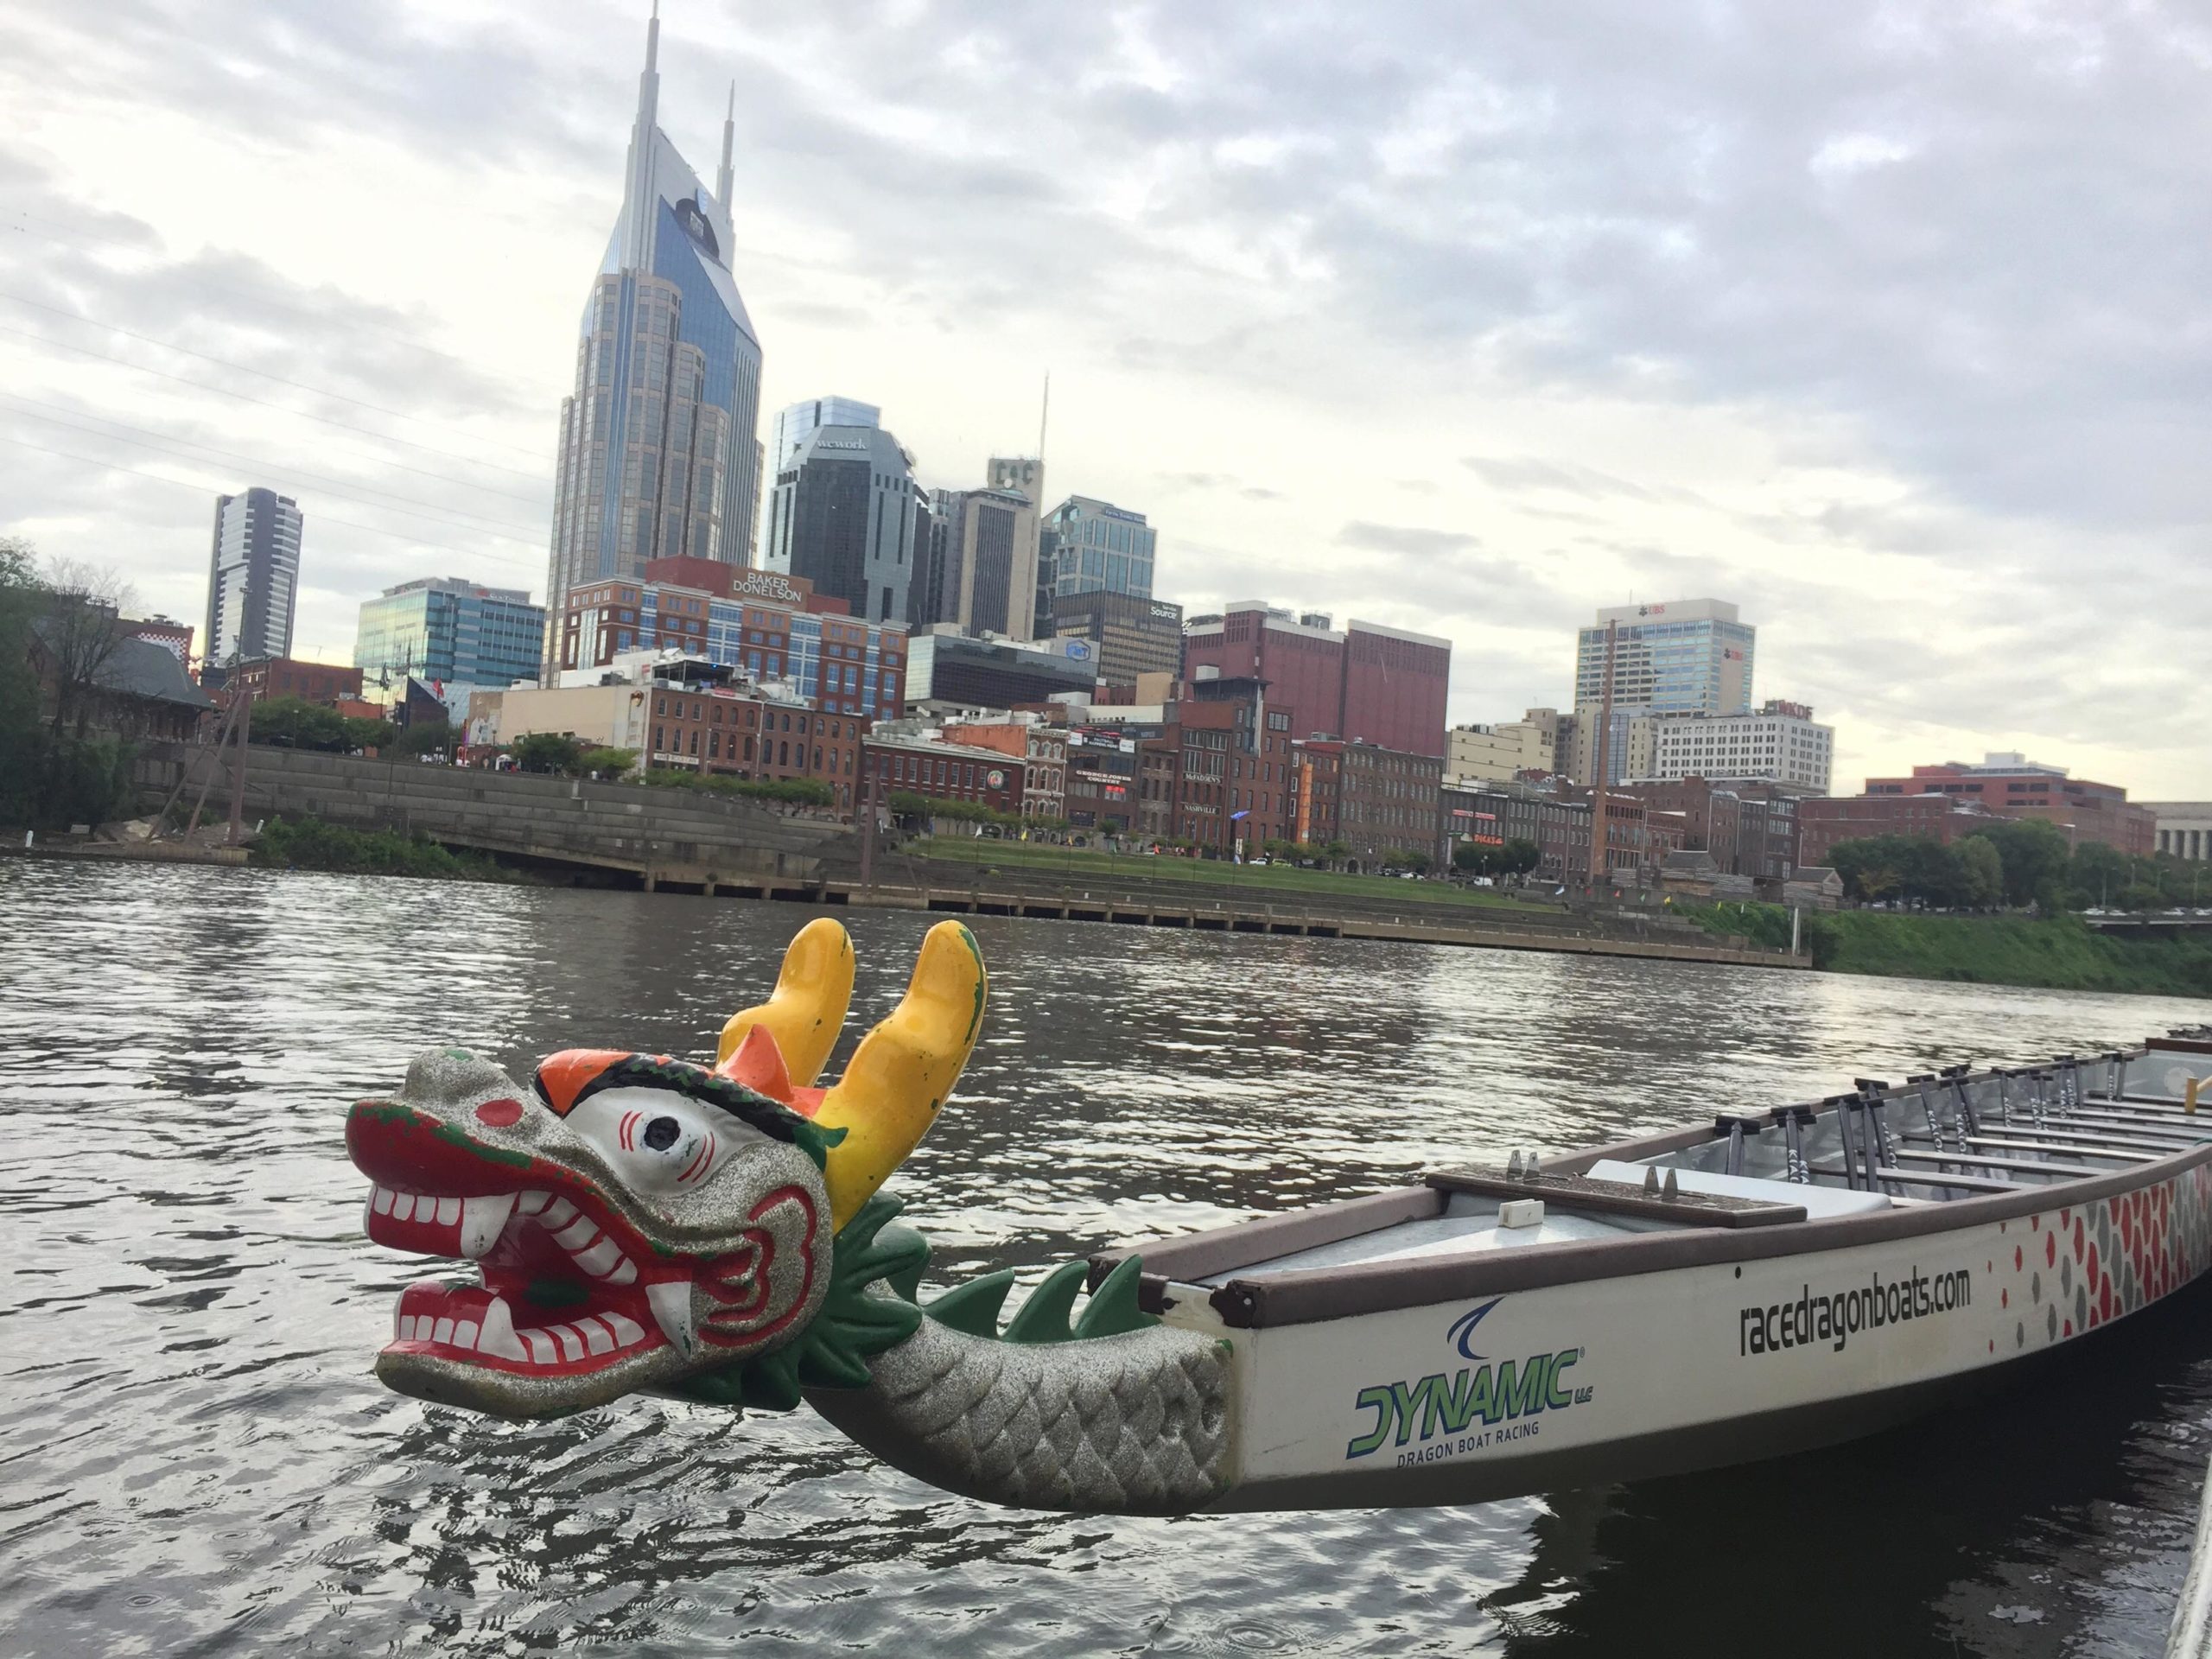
[131,744,849,887]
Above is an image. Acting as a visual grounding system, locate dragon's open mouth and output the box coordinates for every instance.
[365,1181,683,1375]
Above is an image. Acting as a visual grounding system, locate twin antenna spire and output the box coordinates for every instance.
[632,3,739,243]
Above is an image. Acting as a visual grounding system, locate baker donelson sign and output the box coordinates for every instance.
[728,571,809,607]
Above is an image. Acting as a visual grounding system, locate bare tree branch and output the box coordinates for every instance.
[35,556,138,740]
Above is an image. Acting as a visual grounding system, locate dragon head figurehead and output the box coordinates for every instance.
[346,918,987,1419]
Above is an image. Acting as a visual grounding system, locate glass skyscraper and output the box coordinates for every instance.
[543,11,764,681]
[202,487,302,677]
[768,397,880,472]
[1040,495,1156,601]
[354,578,546,696]
[1572,598,1756,785]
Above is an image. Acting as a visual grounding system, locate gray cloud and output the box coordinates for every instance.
[1338,520,1481,556]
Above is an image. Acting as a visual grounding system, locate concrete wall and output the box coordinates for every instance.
[134,744,853,885]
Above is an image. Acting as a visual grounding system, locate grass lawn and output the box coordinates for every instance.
[903,836,1559,912]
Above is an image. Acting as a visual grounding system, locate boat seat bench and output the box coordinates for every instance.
[1904,1133,2158,1162]
[1887,1149,2109,1180]
[1808,1160,2032,1194]
[1874,1166,2025,1195]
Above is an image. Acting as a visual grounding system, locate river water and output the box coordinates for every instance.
[7,861,2212,1657]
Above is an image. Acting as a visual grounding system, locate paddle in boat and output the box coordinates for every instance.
[346,921,2212,1515]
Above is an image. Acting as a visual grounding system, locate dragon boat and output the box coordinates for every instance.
[348,923,2212,1515]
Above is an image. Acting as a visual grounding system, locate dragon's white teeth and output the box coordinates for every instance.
[476,1298,526,1361]
[606,1312,646,1346]
[517,1190,551,1217]
[605,1258,638,1287]
[431,1317,455,1345]
[435,1197,461,1226]
[550,1215,598,1251]
[571,1237,623,1277]
[575,1317,615,1357]
[522,1331,556,1366]
[541,1197,577,1229]
[391,1192,416,1222]
[549,1325,585,1363]
[459,1193,518,1258]
[454,1319,480,1350]
[372,1187,396,1217]
[645,1280,696,1357]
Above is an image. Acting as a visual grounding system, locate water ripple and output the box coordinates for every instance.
[5,860,2212,1654]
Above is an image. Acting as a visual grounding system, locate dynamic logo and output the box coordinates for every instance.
[1344,1300,1592,1465]
[1447,1298,1501,1360]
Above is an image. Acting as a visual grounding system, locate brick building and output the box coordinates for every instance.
[1306,740,1445,868]
[1860,753,2154,856]
[645,684,867,808]
[1798,793,1999,867]
[1613,777,1802,880]
[224,657,365,706]
[865,731,1027,817]
[558,562,906,721]
[1182,601,1451,759]
[1065,728,1141,832]
[942,717,1069,821]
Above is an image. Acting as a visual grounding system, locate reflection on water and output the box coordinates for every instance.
[5,860,2212,1656]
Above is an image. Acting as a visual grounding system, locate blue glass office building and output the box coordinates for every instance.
[1040,495,1156,600]
[1573,598,1756,785]
[354,578,545,696]
[543,12,765,679]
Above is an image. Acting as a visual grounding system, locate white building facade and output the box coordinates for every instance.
[2146,803,2212,862]
[1636,699,1834,793]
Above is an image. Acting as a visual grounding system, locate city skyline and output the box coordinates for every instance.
[3,3,2209,795]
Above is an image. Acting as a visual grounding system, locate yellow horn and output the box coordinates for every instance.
[816,921,988,1229]
[717,917,855,1087]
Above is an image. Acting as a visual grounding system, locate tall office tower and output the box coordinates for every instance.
[1570,598,1755,785]
[1039,495,1156,601]
[543,13,765,680]
[202,487,302,679]
[770,397,880,473]
[764,424,920,622]
[910,486,960,626]
[931,486,1039,640]
[987,456,1047,637]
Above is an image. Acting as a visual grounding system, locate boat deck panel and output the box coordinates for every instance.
[1425,1166,1810,1228]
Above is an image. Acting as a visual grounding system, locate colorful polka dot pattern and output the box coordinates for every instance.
[1982,1165,2212,1357]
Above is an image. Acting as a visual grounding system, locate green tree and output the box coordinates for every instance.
[1967,819,2071,912]
[1955,835,2005,910]
[512,733,584,774]
[1499,837,1541,878]
[2071,842,2133,908]
[579,746,639,778]
[395,718,456,759]
[1452,841,1495,876]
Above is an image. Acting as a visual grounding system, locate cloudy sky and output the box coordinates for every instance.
[3,1,2209,796]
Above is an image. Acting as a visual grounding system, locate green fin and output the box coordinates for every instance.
[924,1268,1015,1336]
[1002,1259,1088,1344]
[880,1223,930,1302]
[737,1349,804,1412]
[1071,1255,1154,1340]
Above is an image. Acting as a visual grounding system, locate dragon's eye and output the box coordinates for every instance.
[643,1116,681,1151]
